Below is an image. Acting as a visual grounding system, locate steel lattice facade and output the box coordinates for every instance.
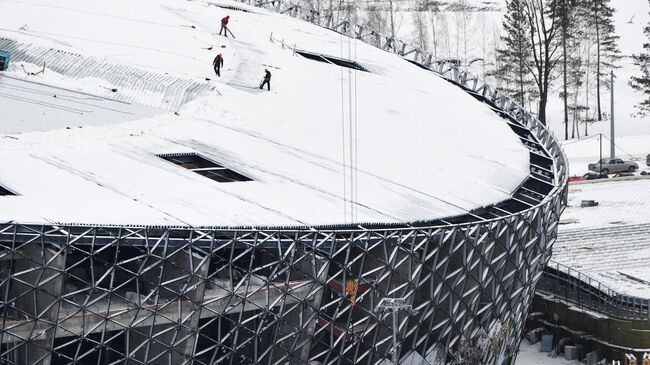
[0,2,568,364]
[0,196,565,365]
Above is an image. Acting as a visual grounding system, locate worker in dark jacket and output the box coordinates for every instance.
[213,53,224,76]
[219,15,230,37]
[259,69,271,91]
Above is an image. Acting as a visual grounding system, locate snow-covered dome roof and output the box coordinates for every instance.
[0,0,529,227]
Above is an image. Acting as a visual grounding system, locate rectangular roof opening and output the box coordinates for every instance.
[158,153,252,183]
[0,184,15,196]
[215,4,250,12]
[295,50,368,72]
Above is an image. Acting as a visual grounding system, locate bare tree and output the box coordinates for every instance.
[592,0,620,121]
[411,2,430,53]
[523,0,562,125]
[363,1,389,46]
[427,1,443,59]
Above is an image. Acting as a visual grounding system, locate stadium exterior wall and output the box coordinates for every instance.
[0,2,568,365]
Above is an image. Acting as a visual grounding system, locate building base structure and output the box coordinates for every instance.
[530,261,650,363]
[0,210,564,365]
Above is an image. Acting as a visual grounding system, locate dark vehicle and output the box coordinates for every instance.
[580,200,599,207]
[588,158,638,174]
[583,172,608,180]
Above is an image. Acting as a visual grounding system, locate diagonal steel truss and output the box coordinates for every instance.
[0,2,568,364]
[0,199,564,365]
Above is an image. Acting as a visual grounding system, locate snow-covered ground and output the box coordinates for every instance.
[0,0,530,227]
[562,134,650,176]
[561,179,650,230]
[552,179,650,297]
[515,342,581,365]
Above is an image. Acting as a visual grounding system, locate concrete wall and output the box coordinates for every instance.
[531,292,650,361]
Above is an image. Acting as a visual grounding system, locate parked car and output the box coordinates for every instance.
[588,158,638,174]
[646,153,650,166]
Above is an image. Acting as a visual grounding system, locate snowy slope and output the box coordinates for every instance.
[0,0,530,227]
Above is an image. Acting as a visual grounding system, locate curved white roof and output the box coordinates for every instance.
[0,0,529,227]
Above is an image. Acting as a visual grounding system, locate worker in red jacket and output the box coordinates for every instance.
[219,15,230,37]
[213,53,224,77]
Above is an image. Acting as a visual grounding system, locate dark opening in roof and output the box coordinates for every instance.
[215,4,250,12]
[0,184,15,196]
[158,153,252,183]
[295,50,368,72]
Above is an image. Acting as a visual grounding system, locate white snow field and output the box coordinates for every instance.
[0,0,530,227]
[515,342,580,365]
[561,179,650,230]
[553,178,650,298]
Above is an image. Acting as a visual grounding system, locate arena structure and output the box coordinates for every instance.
[0,0,567,364]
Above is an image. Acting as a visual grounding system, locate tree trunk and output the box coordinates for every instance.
[585,46,590,136]
[389,0,395,39]
[574,85,581,138]
[538,94,548,125]
[563,4,569,140]
[519,65,525,107]
[595,1,603,121]
[429,10,438,58]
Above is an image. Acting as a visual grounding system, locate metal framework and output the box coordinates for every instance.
[0,2,568,364]
[538,261,650,321]
[0,37,216,110]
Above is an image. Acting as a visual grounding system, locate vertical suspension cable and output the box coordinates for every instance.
[340,25,348,223]
[347,18,355,223]
[353,7,359,222]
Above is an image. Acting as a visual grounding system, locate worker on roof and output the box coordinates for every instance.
[213,53,224,77]
[219,15,231,37]
[259,68,271,91]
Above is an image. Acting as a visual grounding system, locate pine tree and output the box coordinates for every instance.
[494,0,534,107]
[592,0,620,121]
[630,11,650,115]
